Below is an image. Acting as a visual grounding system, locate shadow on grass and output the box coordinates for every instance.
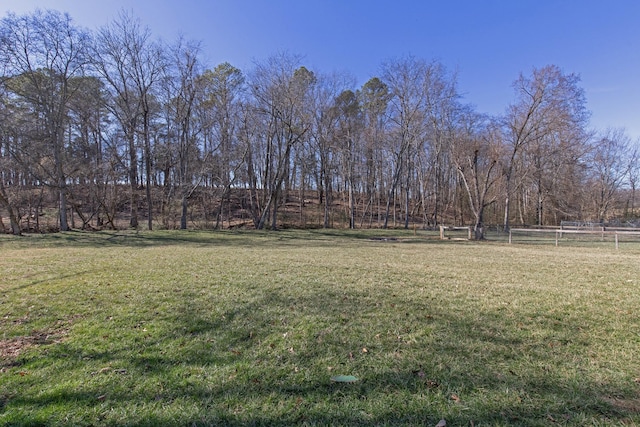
[5,284,637,426]
[4,270,95,294]
[0,228,444,250]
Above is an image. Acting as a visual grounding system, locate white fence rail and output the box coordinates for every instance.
[509,228,640,249]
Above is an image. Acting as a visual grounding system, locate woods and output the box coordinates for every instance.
[1,10,638,237]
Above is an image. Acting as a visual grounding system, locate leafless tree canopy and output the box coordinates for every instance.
[0,10,638,237]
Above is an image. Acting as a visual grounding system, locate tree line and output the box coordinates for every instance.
[0,9,638,238]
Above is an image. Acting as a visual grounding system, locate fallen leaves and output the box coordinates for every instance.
[0,330,66,362]
[411,367,439,389]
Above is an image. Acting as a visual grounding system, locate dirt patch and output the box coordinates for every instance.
[0,317,78,368]
[0,331,65,368]
[0,336,34,361]
[604,397,640,414]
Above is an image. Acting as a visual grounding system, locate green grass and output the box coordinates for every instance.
[1,229,639,426]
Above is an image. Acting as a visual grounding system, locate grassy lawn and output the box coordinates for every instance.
[1,229,639,426]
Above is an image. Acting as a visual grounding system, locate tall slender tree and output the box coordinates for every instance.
[163,38,203,230]
[503,65,589,230]
[588,128,632,221]
[93,11,164,229]
[249,54,315,229]
[334,89,362,228]
[360,77,390,226]
[0,10,91,231]
[202,62,245,228]
[452,115,503,239]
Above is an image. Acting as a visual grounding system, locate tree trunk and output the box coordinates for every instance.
[383,188,394,229]
[245,143,261,228]
[54,125,69,232]
[474,207,485,240]
[257,191,273,230]
[180,194,188,229]
[58,185,69,232]
[503,173,511,232]
[349,182,355,229]
[270,190,280,230]
[128,130,139,229]
[383,155,405,229]
[0,181,21,235]
[404,170,411,229]
[144,111,153,230]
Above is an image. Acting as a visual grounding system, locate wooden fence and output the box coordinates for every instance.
[509,228,640,249]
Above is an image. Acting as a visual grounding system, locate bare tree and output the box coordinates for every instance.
[334,89,363,228]
[0,112,21,234]
[359,77,390,227]
[503,65,589,230]
[201,62,245,228]
[308,72,351,228]
[0,10,91,231]
[248,54,315,230]
[162,38,204,230]
[93,11,164,229]
[421,63,460,227]
[452,115,503,239]
[0,80,22,235]
[6,8,640,232]
[66,76,111,229]
[381,57,429,229]
[588,128,632,221]
[380,58,461,229]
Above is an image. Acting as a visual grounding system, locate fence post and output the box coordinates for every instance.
[439,225,445,240]
[509,229,512,244]
[615,232,619,250]
[468,226,472,240]
[555,231,559,247]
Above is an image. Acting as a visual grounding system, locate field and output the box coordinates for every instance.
[1,229,639,426]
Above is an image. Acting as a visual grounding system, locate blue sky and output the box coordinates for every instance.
[3,0,640,139]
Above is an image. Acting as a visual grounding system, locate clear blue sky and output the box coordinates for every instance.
[3,0,640,139]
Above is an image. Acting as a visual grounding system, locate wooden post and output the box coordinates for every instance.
[615,232,619,250]
[509,229,512,244]
[555,231,559,247]
[439,225,445,240]
[468,226,472,240]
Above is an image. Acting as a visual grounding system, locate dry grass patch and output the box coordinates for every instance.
[0,317,78,369]
[604,397,640,413]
